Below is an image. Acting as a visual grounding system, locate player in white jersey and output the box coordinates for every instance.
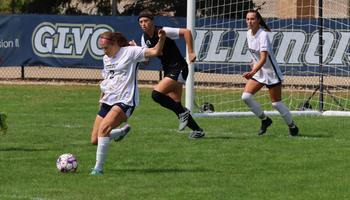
[242,10,299,136]
[130,9,204,139]
[90,30,166,175]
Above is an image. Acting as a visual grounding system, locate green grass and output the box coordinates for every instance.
[1,84,350,200]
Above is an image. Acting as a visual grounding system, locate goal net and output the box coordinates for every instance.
[187,0,350,117]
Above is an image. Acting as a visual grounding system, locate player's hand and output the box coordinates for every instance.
[129,40,137,46]
[188,52,196,64]
[242,71,255,80]
[158,29,166,41]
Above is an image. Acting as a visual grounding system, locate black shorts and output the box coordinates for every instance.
[251,78,281,89]
[164,65,188,83]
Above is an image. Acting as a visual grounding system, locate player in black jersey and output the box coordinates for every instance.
[131,9,204,139]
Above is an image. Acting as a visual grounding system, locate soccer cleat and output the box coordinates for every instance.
[0,111,8,135]
[289,126,299,137]
[89,168,103,175]
[114,124,131,142]
[179,109,190,131]
[258,117,273,135]
[188,128,205,139]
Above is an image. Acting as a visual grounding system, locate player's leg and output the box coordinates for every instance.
[90,105,127,175]
[242,79,272,135]
[0,111,8,135]
[91,115,103,145]
[167,90,205,139]
[152,77,191,130]
[269,85,298,136]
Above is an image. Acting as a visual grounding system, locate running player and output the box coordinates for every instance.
[242,10,299,136]
[131,9,204,139]
[90,29,166,175]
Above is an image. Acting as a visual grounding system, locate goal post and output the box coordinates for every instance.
[186,0,350,117]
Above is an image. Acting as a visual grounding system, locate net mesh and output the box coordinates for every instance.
[192,0,350,114]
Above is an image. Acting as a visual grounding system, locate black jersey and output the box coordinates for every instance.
[142,26,188,71]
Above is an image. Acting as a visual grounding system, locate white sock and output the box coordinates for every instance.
[272,101,294,127]
[94,137,110,171]
[109,126,127,141]
[242,93,266,120]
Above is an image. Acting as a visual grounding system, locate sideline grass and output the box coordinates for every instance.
[1,84,350,200]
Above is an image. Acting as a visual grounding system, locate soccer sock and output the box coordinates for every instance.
[94,137,110,171]
[186,114,200,131]
[271,101,295,128]
[242,93,266,120]
[152,90,184,116]
[109,127,127,141]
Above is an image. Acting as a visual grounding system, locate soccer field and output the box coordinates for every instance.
[1,84,350,200]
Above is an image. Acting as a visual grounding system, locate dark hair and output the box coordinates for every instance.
[247,10,271,32]
[100,31,130,47]
[139,9,178,25]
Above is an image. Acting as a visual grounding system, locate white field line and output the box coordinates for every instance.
[10,122,332,141]
[0,195,65,200]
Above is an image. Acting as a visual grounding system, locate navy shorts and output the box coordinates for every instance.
[98,103,135,120]
[251,78,281,89]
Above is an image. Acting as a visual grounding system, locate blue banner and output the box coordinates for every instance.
[0,14,185,71]
[0,15,350,75]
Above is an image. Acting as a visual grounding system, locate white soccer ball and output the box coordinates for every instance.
[56,153,78,173]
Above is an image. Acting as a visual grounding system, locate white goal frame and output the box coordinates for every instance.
[185,0,350,117]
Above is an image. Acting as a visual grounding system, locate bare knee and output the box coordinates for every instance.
[91,137,98,146]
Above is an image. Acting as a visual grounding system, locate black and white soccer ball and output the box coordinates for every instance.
[199,102,215,113]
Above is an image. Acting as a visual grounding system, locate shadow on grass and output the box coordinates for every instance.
[264,134,330,139]
[0,148,51,151]
[111,168,211,173]
[202,136,244,140]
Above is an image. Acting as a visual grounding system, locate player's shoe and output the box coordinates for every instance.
[258,117,273,135]
[188,128,205,139]
[179,109,190,131]
[0,111,8,135]
[114,125,131,142]
[289,126,299,137]
[89,168,103,175]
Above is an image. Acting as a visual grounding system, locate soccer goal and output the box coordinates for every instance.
[185,0,350,117]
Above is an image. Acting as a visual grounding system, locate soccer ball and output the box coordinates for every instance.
[56,153,78,173]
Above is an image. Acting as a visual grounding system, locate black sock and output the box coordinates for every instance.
[187,114,200,131]
[152,90,184,116]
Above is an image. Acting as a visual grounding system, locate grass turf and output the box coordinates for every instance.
[0,84,350,200]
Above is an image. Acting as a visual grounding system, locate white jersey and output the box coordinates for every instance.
[247,28,283,85]
[99,46,147,106]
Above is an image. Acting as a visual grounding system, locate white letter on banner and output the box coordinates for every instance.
[275,32,305,64]
[305,32,334,64]
[203,30,228,62]
[72,27,93,55]
[34,26,55,54]
[228,30,251,63]
[328,31,350,65]
[90,28,111,56]
[194,30,208,61]
[55,27,72,54]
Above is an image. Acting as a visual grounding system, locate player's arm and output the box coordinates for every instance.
[179,28,196,63]
[130,39,151,66]
[144,29,166,58]
[242,51,267,80]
